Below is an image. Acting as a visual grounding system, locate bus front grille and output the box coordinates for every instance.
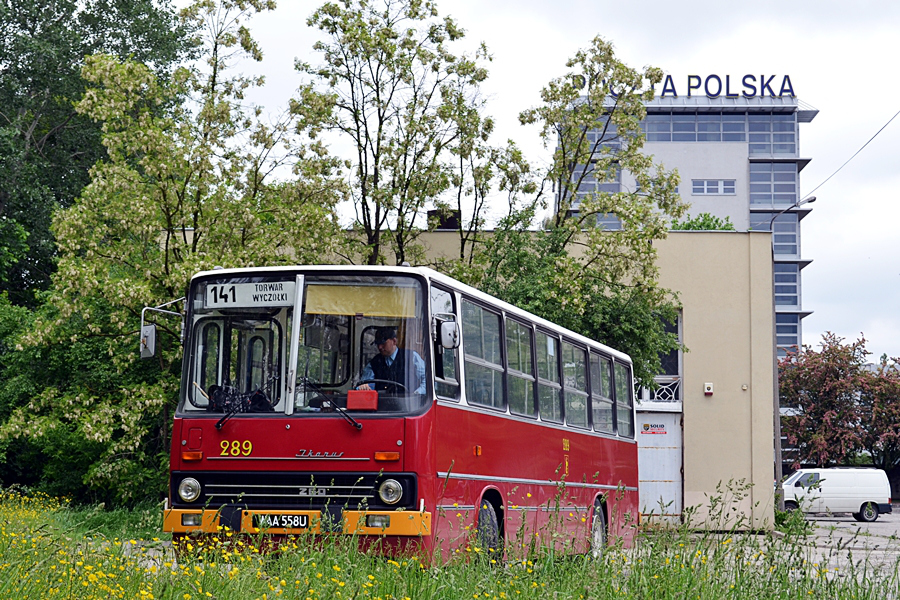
[170,471,416,510]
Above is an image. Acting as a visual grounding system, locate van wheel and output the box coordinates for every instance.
[783,500,798,512]
[589,501,607,559]
[852,512,863,522]
[859,502,879,523]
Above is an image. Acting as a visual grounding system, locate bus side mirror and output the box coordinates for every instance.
[141,324,157,358]
[440,321,459,349]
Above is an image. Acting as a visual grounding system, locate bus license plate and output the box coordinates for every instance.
[252,513,310,530]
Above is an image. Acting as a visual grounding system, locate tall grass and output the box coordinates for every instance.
[1,484,898,599]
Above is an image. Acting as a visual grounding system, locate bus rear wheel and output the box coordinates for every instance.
[476,502,500,558]
[590,501,607,559]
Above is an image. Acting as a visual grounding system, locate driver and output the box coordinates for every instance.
[357,327,425,394]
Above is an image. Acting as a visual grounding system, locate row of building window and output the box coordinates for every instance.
[572,163,797,207]
[642,112,797,154]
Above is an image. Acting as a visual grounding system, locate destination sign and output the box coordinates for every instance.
[204,281,296,309]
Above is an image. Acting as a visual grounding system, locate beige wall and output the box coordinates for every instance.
[655,231,775,529]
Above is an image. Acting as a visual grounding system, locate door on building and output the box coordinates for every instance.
[637,411,683,525]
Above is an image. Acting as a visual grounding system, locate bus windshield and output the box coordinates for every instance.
[181,273,428,416]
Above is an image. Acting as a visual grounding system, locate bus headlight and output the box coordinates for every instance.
[378,479,403,505]
[178,477,202,503]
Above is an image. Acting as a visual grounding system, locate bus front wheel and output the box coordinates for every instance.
[590,501,607,558]
[476,502,500,557]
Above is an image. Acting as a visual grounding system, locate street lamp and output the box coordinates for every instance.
[769,194,815,509]
[769,196,816,231]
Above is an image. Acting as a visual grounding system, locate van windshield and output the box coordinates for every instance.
[782,471,802,486]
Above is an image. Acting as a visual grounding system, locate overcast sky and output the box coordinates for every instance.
[233,0,900,360]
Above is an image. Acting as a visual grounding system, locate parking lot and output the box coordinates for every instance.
[804,508,900,573]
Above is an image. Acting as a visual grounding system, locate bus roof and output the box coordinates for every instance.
[191,265,633,364]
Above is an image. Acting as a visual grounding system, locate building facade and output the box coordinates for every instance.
[565,93,817,359]
[555,89,817,522]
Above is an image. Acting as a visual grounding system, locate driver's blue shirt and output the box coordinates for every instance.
[361,347,426,394]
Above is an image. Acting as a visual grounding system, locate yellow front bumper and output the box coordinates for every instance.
[164,508,432,537]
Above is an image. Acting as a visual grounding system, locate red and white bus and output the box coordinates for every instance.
[158,265,638,558]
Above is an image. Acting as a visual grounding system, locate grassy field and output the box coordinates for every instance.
[1,487,898,599]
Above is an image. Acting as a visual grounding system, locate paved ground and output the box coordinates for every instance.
[803,508,900,574]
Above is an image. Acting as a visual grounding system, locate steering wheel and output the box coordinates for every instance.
[356,379,408,394]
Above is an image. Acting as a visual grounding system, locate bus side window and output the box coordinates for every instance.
[590,353,614,433]
[536,331,562,423]
[432,286,460,399]
[462,299,504,410]
[614,362,635,438]
[506,318,536,417]
[563,341,588,429]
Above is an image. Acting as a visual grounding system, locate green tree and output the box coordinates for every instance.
[0,0,192,306]
[671,212,735,231]
[299,0,491,265]
[457,36,686,385]
[0,0,345,502]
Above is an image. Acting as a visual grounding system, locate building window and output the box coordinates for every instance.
[597,213,622,230]
[776,313,800,355]
[773,263,799,307]
[749,163,797,207]
[750,212,799,257]
[637,317,681,403]
[692,179,736,195]
[749,113,796,155]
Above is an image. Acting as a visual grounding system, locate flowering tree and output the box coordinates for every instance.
[779,333,868,468]
[858,358,900,476]
[299,0,494,265]
[0,0,345,502]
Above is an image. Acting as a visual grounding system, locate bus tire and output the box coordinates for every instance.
[590,501,607,559]
[477,501,500,557]
[859,502,879,522]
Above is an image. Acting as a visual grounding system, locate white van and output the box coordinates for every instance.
[781,468,893,522]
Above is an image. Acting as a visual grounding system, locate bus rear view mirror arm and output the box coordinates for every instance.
[140,298,185,358]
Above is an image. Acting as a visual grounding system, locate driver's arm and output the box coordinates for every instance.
[357,361,375,390]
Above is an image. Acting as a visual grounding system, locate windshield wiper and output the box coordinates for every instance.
[215,400,242,430]
[299,375,362,431]
[214,386,245,430]
[323,399,363,431]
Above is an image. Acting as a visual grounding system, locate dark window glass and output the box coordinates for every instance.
[462,300,503,409]
[432,286,460,399]
[614,362,634,438]
[590,353,614,433]
[506,319,535,417]
[536,332,562,423]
